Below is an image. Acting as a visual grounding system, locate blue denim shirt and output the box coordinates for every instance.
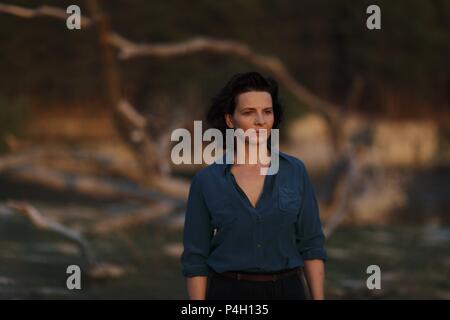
[181,151,327,277]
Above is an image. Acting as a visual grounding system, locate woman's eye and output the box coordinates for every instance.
[265,110,273,114]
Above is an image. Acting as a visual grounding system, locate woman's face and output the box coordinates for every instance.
[224,91,274,145]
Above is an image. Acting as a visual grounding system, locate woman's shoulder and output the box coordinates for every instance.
[190,160,225,185]
[277,151,315,192]
[277,150,309,174]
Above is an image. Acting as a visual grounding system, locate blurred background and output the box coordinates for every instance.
[0,0,449,299]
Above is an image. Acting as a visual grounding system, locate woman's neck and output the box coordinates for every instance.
[232,143,271,166]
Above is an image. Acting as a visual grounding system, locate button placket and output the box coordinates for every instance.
[228,170,269,212]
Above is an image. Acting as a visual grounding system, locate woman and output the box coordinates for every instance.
[181,72,327,300]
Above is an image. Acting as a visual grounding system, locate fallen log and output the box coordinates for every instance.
[6,200,130,280]
[1,164,185,205]
[91,202,176,234]
[6,200,96,266]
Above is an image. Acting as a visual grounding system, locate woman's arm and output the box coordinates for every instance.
[181,173,214,298]
[296,162,327,299]
[304,259,325,300]
[186,276,208,300]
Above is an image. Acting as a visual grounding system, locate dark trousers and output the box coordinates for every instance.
[206,269,307,300]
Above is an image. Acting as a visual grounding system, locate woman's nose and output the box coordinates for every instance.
[255,112,265,125]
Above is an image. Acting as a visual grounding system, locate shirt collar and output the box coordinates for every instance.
[217,149,284,174]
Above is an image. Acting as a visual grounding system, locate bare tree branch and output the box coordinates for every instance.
[323,146,360,237]
[0,2,342,128]
[6,200,96,266]
[91,202,175,234]
[0,3,163,185]
[6,200,129,279]
[0,2,362,239]
[2,164,182,204]
[0,3,92,27]
[116,99,147,129]
[109,35,342,124]
[0,149,46,172]
[86,0,164,184]
[0,145,143,183]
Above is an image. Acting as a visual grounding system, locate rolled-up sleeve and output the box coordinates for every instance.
[180,173,213,277]
[295,163,328,262]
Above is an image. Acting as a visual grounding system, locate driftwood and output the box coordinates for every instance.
[0,0,345,201]
[89,0,163,184]
[322,146,360,237]
[6,200,96,266]
[0,2,343,141]
[0,145,190,200]
[0,148,47,172]
[91,202,176,234]
[0,2,177,189]
[0,3,92,27]
[109,34,342,127]
[0,146,139,180]
[6,200,131,279]
[0,2,372,237]
[2,164,183,204]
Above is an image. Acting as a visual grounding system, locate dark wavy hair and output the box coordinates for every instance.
[206,72,284,137]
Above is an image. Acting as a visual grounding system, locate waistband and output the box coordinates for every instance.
[214,267,302,282]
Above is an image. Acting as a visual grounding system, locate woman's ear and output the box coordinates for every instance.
[224,114,234,129]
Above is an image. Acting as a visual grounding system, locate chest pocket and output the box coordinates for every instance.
[278,187,301,223]
[206,196,237,229]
